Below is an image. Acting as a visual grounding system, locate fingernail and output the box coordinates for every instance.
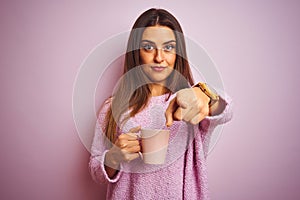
[166,122,171,127]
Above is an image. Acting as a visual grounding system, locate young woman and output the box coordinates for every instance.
[89,8,232,199]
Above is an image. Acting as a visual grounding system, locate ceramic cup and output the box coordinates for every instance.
[140,128,170,164]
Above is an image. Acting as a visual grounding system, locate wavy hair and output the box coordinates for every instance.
[104,8,195,144]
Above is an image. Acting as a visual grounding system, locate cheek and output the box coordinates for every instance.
[166,54,176,66]
[139,51,153,64]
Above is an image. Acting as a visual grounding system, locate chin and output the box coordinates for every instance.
[142,67,173,85]
[146,75,168,84]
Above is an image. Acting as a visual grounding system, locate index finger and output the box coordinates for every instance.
[121,133,139,141]
[165,98,178,127]
[126,126,141,140]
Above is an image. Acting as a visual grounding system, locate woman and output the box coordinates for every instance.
[89,8,232,199]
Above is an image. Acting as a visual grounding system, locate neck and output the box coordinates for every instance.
[149,83,168,96]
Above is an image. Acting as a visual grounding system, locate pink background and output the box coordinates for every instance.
[1,0,300,199]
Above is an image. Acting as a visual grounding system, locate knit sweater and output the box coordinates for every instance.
[89,93,232,200]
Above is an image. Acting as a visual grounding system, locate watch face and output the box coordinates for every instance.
[206,83,216,94]
[199,83,219,101]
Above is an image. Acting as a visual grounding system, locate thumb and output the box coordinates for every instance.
[165,99,177,127]
[129,125,141,133]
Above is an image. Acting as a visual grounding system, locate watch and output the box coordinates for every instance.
[193,82,219,106]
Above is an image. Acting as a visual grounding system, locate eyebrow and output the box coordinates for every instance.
[141,39,176,45]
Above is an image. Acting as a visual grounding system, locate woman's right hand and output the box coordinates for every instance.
[105,126,141,169]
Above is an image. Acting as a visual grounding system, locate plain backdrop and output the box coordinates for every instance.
[1,1,300,200]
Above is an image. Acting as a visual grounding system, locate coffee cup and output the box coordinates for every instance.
[139,128,170,164]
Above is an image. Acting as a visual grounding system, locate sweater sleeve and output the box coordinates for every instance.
[89,99,122,184]
[205,88,233,127]
[199,89,233,157]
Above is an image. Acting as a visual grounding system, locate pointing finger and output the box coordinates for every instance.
[165,99,178,127]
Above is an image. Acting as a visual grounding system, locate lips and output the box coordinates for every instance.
[151,66,167,72]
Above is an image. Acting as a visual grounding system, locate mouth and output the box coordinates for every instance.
[151,66,167,72]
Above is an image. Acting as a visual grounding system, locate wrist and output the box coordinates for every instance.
[208,96,226,116]
[192,82,219,107]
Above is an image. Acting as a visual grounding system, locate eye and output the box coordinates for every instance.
[141,43,154,51]
[163,44,175,52]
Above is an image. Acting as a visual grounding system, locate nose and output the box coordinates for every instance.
[154,48,164,63]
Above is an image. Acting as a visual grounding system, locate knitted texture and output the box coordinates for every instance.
[89,93,232,200]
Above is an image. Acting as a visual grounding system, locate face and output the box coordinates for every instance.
[139,25,176,85]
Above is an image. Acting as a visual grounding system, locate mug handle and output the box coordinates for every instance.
[135,132,143,160]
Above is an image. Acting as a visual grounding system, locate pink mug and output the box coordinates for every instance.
[139,128,170,164]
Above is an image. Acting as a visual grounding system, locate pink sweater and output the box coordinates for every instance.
[89,93,232,200]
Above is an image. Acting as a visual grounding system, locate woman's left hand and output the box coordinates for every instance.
[165,87,210,126]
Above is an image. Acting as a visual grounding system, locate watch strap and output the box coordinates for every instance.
[193,82,219,106]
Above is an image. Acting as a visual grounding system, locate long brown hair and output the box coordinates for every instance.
[104,8,195,145]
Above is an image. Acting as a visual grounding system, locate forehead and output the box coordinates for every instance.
[141,26,176,43]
